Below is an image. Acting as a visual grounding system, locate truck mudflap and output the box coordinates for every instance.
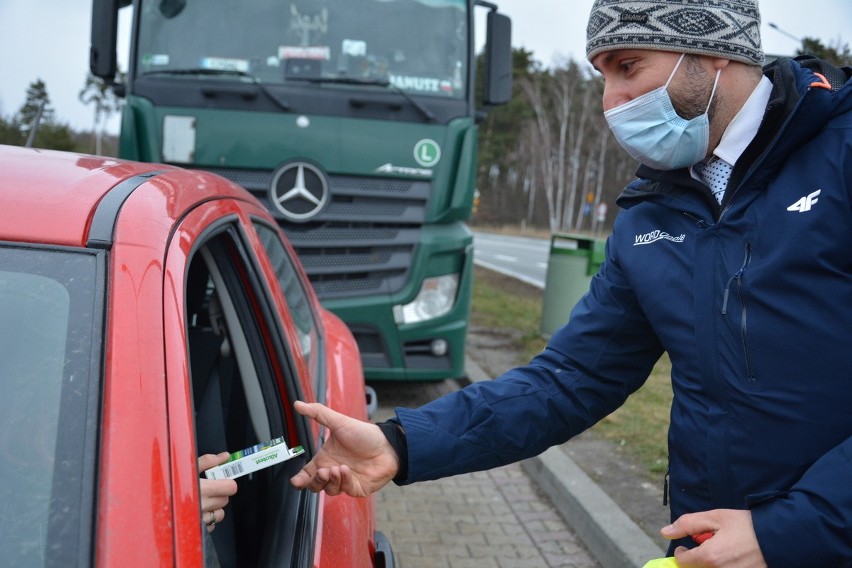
[374,530,396,568]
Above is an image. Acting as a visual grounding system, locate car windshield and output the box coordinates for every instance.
[136,0,469,99]
[0,245,102,567]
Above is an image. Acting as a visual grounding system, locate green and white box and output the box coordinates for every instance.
[204,437,305,480]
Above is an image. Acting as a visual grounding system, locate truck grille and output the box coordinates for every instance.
[204,167,429,300]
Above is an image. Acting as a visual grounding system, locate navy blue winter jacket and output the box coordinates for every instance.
[394,57,852,566]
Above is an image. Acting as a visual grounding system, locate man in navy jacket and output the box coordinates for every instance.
[292,1,852,565]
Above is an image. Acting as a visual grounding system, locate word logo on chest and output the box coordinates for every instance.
[633,230,686,246]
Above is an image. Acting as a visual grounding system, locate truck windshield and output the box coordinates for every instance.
[0,245,101,567]
[136,0,469,99]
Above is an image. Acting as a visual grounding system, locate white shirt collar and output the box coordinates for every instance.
[690,74,772,182]
[712,75,773,166]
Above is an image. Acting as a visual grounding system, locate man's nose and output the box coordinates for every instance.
[601,83,630,113]
[603,80,633,112]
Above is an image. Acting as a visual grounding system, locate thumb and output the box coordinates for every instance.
[198,451,230,472]
[294,400,350,431]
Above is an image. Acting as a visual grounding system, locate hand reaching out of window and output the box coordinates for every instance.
[198,452,238,532]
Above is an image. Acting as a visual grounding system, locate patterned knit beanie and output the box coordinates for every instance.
[586,0,764,66]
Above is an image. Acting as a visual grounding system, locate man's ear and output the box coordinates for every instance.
[711,57,732,71]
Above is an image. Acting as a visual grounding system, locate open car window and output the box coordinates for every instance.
[184,226,316,568]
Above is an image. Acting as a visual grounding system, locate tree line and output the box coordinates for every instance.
[0,74,121,156]
[473,38,851,234]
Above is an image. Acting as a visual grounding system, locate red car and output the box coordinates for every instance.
[0,145,393,567]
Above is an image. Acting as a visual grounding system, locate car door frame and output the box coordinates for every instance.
[162,196,321,566]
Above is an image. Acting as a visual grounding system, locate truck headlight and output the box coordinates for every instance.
[393,274,459,325]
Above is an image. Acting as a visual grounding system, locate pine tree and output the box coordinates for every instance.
[798,37,852,67]
[16,79,76,151]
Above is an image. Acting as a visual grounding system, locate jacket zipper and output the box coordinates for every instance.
[682,211,710,228]
[721,243,754,381]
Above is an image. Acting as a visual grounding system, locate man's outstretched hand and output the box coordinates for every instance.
[289,400,400,497]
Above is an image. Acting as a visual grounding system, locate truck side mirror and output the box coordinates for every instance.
[90,0,122,80]
[159,0,186,18]
[482,11,512,106]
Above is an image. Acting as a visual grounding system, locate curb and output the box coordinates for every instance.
[465,355,666,567]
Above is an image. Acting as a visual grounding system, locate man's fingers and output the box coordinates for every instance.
[662,512,718,542]
[290,468,313,489]
[324,467,344,496]
[305,466,343,493]
[198,451,231,472]
[294,400,350,431]
[214,479,238,497]
[290,463,331,493]
[291,464,352,496]
[337,465,364,497]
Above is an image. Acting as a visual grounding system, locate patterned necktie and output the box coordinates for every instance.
[696,157,733,204]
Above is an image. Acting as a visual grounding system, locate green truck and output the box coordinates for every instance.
[90,0,512,381]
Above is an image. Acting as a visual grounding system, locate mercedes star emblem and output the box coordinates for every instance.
[269,161,329,222]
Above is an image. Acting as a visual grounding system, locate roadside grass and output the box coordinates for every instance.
[471,265,672,478]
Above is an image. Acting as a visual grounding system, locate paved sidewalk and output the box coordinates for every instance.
[376,464,600,568]
[372,379,600,568]
[371,356,668,568]
[465,355,667,567]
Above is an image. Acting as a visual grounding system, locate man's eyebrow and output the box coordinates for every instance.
[592,52,614,73]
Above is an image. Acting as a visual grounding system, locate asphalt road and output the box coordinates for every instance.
[472,231,549,289]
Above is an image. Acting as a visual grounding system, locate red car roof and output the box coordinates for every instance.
[0,144,251,248]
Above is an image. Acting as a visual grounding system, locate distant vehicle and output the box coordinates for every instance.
[90,0,512,382]
[0,145,393,567]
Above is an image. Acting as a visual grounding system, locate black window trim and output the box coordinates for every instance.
[251,217,327,406]
[87,171,167,250]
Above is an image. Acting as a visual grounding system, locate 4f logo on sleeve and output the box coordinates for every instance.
[787,189,821,213]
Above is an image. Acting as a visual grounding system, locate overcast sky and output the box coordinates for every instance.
[0,0,849,134]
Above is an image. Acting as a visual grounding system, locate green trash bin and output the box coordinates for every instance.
[588,237,607,276]
[540,233,599,338]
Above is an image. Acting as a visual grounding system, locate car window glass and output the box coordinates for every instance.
[0,246,101,568]
[253,223,320,388]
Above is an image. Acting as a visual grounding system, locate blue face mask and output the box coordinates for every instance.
[604,54,721,170]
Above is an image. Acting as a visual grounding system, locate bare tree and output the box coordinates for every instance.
[519,65,582,233]
[549,67,573,233]
[79,72,123,155]
[519,74,559,232]
[589,126,610,235]
[476,52,638,235]
[566,80,596,231]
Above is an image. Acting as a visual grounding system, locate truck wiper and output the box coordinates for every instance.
[293,75,435,123]
[142,68,292,112]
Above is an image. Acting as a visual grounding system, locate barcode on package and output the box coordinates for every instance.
[221,462,244,478]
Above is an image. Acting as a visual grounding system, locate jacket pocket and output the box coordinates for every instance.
[722,242,754,381]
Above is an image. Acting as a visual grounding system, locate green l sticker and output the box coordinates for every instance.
[414,139,441,167]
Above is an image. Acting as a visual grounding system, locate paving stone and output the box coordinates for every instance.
[377,462,601,568]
